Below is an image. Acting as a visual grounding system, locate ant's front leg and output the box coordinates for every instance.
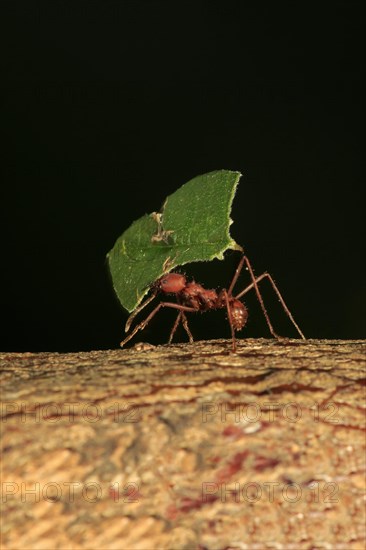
[124,289,158,333]
[120,302,197,348]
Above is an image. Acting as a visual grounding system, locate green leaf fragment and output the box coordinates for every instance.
[107,170,242,312]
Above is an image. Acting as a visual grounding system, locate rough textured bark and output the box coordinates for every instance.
[1,338,365,550]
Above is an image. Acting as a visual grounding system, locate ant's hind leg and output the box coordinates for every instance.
[222,289,237,352]
[228,254,247,296]
[234,257,305,340]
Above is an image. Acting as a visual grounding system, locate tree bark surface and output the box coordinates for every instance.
[1,338,365,550]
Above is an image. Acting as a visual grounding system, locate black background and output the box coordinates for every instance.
[2,1,365,352]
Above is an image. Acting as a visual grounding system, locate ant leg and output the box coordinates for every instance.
[181,312,194,343]
[228,254,247,296]
[168,311,182,343]
[169,296,194,344]
[228,254,279,337]
[125,289,158,333]
[120,302,197,347]
[222,289,237,352]
[235,257,305,340]
[168,311,194,344]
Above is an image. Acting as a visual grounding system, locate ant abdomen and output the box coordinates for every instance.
[230,299,248,331]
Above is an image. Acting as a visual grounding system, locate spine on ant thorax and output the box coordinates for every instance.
[181,282,219,310]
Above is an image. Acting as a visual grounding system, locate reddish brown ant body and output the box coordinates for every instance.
[121,253,305,352]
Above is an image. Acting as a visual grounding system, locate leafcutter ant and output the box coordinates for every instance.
[120,253,305,352]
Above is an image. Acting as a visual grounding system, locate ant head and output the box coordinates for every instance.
[159,272,186,294]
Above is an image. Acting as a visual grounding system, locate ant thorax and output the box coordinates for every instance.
[182,282,218,310]
[159,272,219,310]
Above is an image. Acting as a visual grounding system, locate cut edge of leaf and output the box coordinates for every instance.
[129,170,243,309]
[159,169,243,265]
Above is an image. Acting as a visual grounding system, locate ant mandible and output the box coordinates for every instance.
[120,253,305,352]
